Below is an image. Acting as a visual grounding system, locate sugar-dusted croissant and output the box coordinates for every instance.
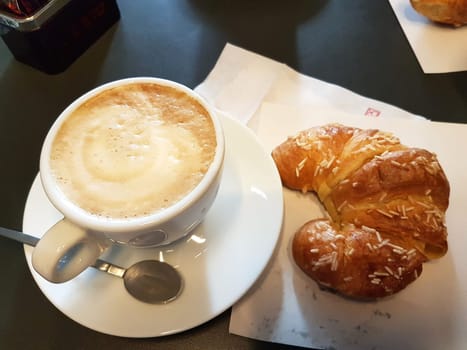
[272,123,450,299]
[410,0,467,26]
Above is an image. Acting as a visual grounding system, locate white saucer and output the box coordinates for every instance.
[22,114,284,338]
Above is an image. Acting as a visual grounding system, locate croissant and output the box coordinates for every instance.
[410,0,467,26]
[272,124,450,299]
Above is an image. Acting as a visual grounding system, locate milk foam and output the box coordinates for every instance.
[50,83,216,219]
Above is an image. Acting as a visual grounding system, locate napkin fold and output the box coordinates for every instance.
[195,44,424,129]
[388,0,467,74]
[196,43,467,350]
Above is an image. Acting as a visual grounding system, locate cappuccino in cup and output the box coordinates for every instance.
[49,82,217,220]
[33,78,224,283]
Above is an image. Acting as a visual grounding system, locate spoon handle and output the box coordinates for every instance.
[0,226,39,247]
[92,258,126,278]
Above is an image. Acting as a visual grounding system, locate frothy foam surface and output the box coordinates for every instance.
[49,83,217,219]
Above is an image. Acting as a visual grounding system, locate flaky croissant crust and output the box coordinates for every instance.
[272,123,450,299]
[410,0,467,26]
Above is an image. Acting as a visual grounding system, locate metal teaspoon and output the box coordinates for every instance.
[0,226,183,304]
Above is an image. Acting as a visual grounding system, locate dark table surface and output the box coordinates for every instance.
[0,1,466,349]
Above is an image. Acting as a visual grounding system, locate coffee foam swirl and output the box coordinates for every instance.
[50,84,216,219]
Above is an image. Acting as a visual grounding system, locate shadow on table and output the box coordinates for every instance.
[186,0,329,70]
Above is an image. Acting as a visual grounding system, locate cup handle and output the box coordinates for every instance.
[32,219,110,283]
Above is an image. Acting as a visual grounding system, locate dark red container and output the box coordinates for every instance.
[0,0,120,74]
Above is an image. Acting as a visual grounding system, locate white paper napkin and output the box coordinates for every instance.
[231,102,467,350]
[195,44,425,130]
[195,43,467,349]
[388,0,467,73]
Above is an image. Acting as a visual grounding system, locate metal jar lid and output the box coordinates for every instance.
[0,0,71,32]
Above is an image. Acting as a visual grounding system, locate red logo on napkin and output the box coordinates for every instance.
[364,108,381,117]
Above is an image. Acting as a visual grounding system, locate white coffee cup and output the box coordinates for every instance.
[32,77,225,283]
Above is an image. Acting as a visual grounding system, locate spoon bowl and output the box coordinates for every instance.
[93,258,183,304]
